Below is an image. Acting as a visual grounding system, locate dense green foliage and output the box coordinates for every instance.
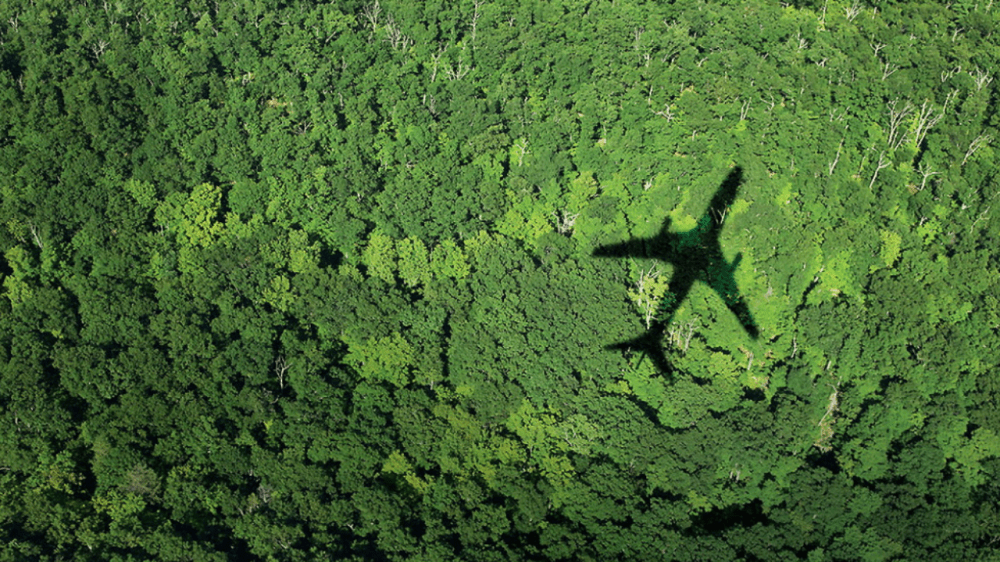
[1,0,999,559]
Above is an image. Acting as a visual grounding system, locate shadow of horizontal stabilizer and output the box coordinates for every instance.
[605,323,672,374]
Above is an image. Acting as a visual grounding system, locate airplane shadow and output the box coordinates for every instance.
[593,166,759,374]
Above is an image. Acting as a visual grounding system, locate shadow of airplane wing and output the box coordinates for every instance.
[707,166,743,236]
[603,270,694,374]
[591,237,650,259]
[708,253,760,339]
[726,294,759,339]
[593,218,673,260]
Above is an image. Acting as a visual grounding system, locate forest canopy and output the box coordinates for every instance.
[1,0,999,560]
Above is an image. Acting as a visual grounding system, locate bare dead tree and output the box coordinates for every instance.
[422,94,437,116]
[729,463,743,482]
[384,14,412,50]
[274,356,289,390]
[470,0,486,43]
[91,39,109,59]
[635,266,658,294]
[445,59,472,80]
[885,99,914,149]
[869,151,890,190]
[514,138,529,166]
[881,61,899,81]
[963,134,992,165]
[828,139,844,176]
[762,92,776,113]
[681,320,696,353]
[970,67,993,91]
[818,0,829,28]
[739,98,752,121]
[814,381,841,452]
[911,98,947,149]
[741,347,754,371]
[653,103,675,121]
[28,223,43,250]
[915,163,941,191]
[634,267,661,329]
[970,206,991,234]
[552,210,580,235]
[666,323,680,348]
[134,8,151,31]
[633,26,645,51]
[710,206,728,225]
[430,43,447,82]
[941,65,961,82]
[257,483,273,504]
[844,1,862,21]
[667,319,697,353]
[361,0,381,33]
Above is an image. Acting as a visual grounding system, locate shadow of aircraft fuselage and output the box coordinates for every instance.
[593,166,758,373]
